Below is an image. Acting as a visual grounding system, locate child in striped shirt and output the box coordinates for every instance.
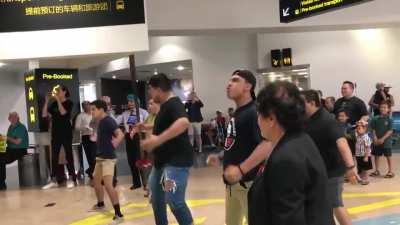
[355,120,373,185]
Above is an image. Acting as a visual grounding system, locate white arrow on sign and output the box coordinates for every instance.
[283,7,290,17]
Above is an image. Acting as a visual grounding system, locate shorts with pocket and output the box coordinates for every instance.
[372,145,392,157]
[93,158,117,177]
[356,156,373,173]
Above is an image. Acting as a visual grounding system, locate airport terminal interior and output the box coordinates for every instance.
[1,0,400,225]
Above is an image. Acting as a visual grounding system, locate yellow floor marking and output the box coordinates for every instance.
[70,199,224,225]
[348,198,400,215]
[186,199,225,207]
[71,192,400,225]
[344,192,400,199]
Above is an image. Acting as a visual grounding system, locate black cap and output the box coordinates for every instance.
[232,69,257,100]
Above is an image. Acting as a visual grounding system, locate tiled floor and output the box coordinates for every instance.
[1,153,400,225]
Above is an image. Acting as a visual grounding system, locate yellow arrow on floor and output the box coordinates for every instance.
[70,199,224,225]
[71,193,400,225]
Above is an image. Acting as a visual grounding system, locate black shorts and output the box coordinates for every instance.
[372,145,392,157]
[356,157,373,172]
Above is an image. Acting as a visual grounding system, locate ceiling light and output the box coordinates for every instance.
[154,69,158,75]
[291,69,307,72]
[177,65,185,71]
[297,72,308,75]
[112,75,116,79]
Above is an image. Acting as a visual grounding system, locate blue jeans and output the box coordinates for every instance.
[149,166,193,225]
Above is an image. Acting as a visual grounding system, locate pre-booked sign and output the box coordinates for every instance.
[280,0,373,23]
[0,0,145,32]
[24,69,80,132]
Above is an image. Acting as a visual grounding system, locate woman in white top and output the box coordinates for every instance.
[75,101,97,179]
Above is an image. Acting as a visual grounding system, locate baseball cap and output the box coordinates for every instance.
[232,69,257,100]
[356,120,368,127]
[127,94,137,102]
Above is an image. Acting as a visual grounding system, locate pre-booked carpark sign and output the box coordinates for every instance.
[280,0,373,23]
[0,0,145,32]
[24,69,80,132]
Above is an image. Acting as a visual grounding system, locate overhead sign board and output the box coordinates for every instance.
[0,0,145,33]
[280,0,373,23]
[0,0,149,60]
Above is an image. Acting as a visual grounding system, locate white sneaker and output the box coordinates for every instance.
[42,181,58,190]
[109,215,124,225]
[66,181,77,189]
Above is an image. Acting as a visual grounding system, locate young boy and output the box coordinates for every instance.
[337,109,351,131]
[355,120,373,185]
[370,101,395,178]
[90,100,125,224]
[337,108,359,183]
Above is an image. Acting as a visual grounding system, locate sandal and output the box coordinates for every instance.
[370,170,380,177]
[384,172,395,178]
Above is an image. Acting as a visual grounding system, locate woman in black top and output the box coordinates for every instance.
[248,81,332,225]
[42,85,76,189]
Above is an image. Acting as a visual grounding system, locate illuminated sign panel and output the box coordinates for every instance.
[280,0,373,23]
[0,0,145,32]
[0,0,148,60]
[24,69,79,132]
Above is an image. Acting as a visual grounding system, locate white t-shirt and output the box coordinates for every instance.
[75,112,94,136]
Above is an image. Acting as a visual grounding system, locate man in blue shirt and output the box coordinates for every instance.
[89,100,125,224]
[0,112,28,190]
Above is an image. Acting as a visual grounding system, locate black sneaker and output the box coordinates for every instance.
[0,183,7,191]
[130,185,141,190]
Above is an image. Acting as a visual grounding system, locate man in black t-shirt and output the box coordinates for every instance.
[333,81,368,125]
[185,91,204,152]
[141,74,193,225]
[302,90,357,225]
[89,100,125,224]
[42,85,77,189]
[207,70,269,225]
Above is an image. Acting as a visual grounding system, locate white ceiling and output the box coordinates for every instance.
[0,53,131,74]
[101,59,193,81]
